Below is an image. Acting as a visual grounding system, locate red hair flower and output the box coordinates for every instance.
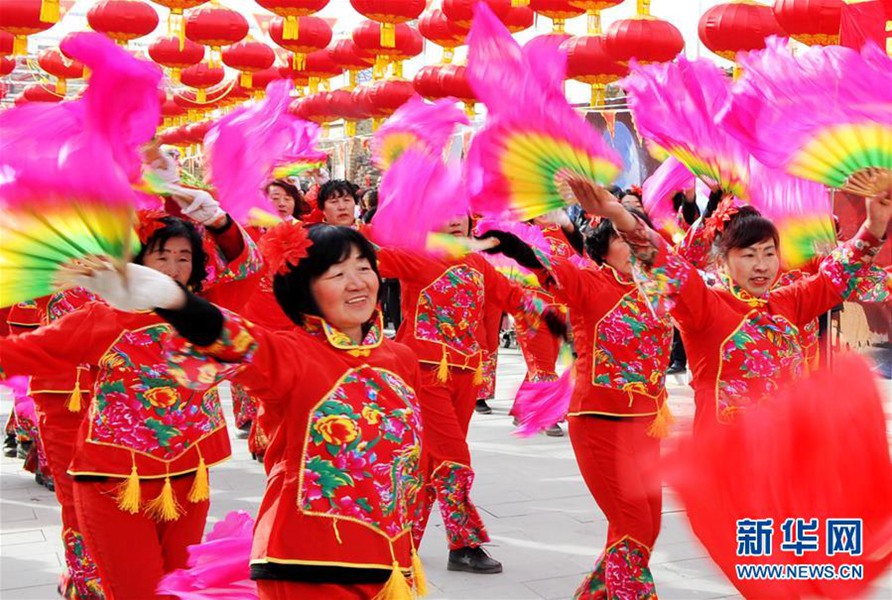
[706,196,740,237]
[136,210,169,245]
[260,222,313,275]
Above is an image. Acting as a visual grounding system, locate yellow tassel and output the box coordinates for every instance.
[55,78,66,95]
[381,23,396,49]
[187,455,209,503]
[115,462,142,514]
[511,0,529,6]
[309,76,320,93]
[284,15,299,40]
[40,0,60,24]
[240,71,252,88]
[196,89,206,103]
[66,380,82,413]
[372,561,413,600]
[292,52,306,70]
[13,35,27,56]
[144,476,183,522]
[436,347,449,383]
[345,121,357,137]
[646,401,674,439]
[412,550,428,597]
[473,358,484,386]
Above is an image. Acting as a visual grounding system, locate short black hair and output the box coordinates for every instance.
[585,208,654,265]
[716,205,779,257]
[317,179,359,211]
[266,179,311,218]
[272,224,382,325]
[134,216,208,292]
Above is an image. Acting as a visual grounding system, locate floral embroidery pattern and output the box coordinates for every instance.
[717,312,803,423]
[632,250,692,320]
[231,382,258,429]
[300,368,422,538]
[94,325,227,459]
[592,292,673,396]
[476,353,498,400]
[574,555,606,600]
[62,528,105,600]
[575,538,656,599]
[414,266,484,355]
[431,462,490,550]
[46,288,99,323]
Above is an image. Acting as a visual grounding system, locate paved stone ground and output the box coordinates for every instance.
[1,348,890,599]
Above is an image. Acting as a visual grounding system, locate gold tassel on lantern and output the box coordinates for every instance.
[345,120,357,137]
[55,78,67,96]
[171,67,181,83]
[196,89,207,103]
[381,22,396,48]
[587,10,602,36]
[348,70,358,89]
[511,0,530,6]
[637,0,651,16]
[373,55,388,80]
[552,17,566,34]
[442,47,455,64]
[240,71,252,87]
[40,0,60,24]
[309,76,320,94]
[292,52,306,70]
[284,15,299,40]
[13,35,28,56]
[390,61,404,79]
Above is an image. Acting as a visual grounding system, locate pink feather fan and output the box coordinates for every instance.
[157,510,257,599]
[642,157,694,229]
[512,368,575,438]
[372,96,469,170]
[720,37,892,196]
[622,57,750,200]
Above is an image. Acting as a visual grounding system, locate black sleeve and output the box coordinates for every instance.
[561,224,585,256]
[681,201,701,226]
[155,291,224,347]
[476,230,544,271]
[704,189,724,219]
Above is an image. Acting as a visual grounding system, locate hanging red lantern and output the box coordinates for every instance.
[772,0,844,45]
[503,5,535,32]
[353,20,422,78]
[442,0,511,28]
[19,83,64,104]
[278,62,311,90]
[413,65,445,99]
[149,0,209,48]
[1,56,16,76]
[149,35,205,82]
[438,63,476,114]
[605,0,685,64]
[530,0,586,33]
[248,66,282,97]
[180,61,225,102]
[350,0,426,48]
[568,0,624,34]
[328,87,366,136]
[366,78,415,121]
[185,119,215,145]
[269,15,332,70]
[350,84,378,120]
[562,34,625,105]
[418,9,470,63]
[87,0,160,46]
[37,48,84,94]
[0,31,14,56]
[297,48,343,92]
[222,39,276,87]
[256,0,329,40]
[184,3,249,65]
[0,0,58,56]
[700,1,786,61]
[329,38,375,88]
[161,96,186,127]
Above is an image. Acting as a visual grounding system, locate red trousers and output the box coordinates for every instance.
[74,476,209,600]
[413,366,489,550]
[32,392,106,598]
[568,415,662,599]
[257,580,383,599]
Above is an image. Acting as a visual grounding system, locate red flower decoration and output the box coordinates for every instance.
[137,210,169,244]
[706,196,740,236]
[629,184,643,196]
[260,221,313,275]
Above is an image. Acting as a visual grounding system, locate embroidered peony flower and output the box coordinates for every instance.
[259,222,313,275]
[361,405,383,425]
[144,386,179,409]
[315,415,359,446]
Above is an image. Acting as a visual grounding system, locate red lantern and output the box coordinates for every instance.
[0,0,58,56]
[248,66,282,97]
[298,48,343,92]
[185,120,214,145]
[329,38,375,88]
[149,0,208,44]
[0,31,14,56]
[413,65,445,100]
[328,87,366,135]
[418,9,470,63]
[700,1,786,61]
[442,0,511,28]
[366,78,415,121]
[350,0,426,48]
[605,1,685,65]
[350,84,378,120]
[222,39,276,87]
[353,20,422,78]
[530,0,586,33]
[278,63,311,90]
[184,3,249,64]
[568,0,624,34]
[161,97,186,127]
[149,35,205,81]
[269,15,332,70]
[180,61,225,102]
[562,34,625,105]
[37,48,84,94]
[87,0,160,46]
[1,56,16,76]
[772,0,844,46]
[438,63,476,114]
[256,0,329,40]
[19,83,64,104]
[503,5,535,32]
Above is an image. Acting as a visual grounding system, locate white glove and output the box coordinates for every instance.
[74,263,186,312]
[147,151,181,187]
[175,188,227,227]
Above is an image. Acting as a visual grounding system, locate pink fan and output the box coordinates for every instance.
[475,217,552,258]
[642,157,695,230]
[622,57,750,200]
[512,367,574,437]
[157,510,257,599]
[204,80,301,224]
[272,119,328,179]
[721,38,892,197]
[372,96,469,170]
[374,148,466,251]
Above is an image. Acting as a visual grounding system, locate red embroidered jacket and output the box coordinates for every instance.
[167,311,424,579]
[624,220,886,432]
[377,249,542,372]
[537,257,673,417]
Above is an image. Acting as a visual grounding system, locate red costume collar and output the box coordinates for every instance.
[302,312,385,355]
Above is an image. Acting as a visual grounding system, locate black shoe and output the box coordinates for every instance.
[236,421,252,440]
[666,362,686,375]
[543,423,564,437]
[475,400,493,415]
[17,440,32,461]
[447,546,503,574]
